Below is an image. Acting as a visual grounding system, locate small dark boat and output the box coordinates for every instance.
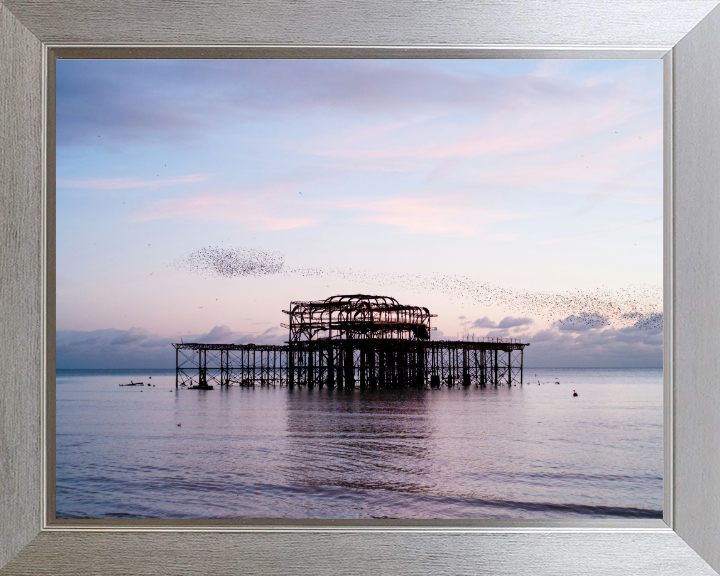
[119,381,144,387]
[188,385,214,390]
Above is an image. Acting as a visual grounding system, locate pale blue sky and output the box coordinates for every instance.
[56,59,663,367]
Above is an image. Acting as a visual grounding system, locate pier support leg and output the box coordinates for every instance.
[494,349,498,386]
[360,348,366,389]
[327,345,334,388]
[289,348,295,388]
[335,346,341,389]
[508,349,512,386]
[345,347,355,389]
[463,347,470,386]
[308,349,314,389]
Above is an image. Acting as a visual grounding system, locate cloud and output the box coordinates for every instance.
[131,175,326,230]
[430,329,448,341]
[518,322,662,368]
[190,325,284,345]
[135,192,319,231]
[57,60,661,156]
[110,328,149,345]
[458,310,660,367]
[57,325,286,369]
[57,320,663,369]
[54,60,523,147]
[485,329,512,338]
[498,316,534,329]
[311,79,660,184]
[57,174,207,191]
[333,195,520,236]
[469,317,497,329]
[468,316,533,329]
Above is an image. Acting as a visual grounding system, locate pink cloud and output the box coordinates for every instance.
[482,154,658,189]
[131,176,333,230]
[312,95,640,166]
[134,192,319,231]
[57,174,208,190]
[455,128,661,198]
[331,195,521,236]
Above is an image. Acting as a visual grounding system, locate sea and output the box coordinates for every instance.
[55,368,663,520]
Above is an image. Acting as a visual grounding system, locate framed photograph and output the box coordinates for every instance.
[52,56,669,526]
[2,1,720,574]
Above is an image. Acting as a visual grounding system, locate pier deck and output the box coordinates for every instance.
[173,339,528,389]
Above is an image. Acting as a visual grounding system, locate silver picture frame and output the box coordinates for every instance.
[2,1,720,573]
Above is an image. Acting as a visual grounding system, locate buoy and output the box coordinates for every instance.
[177,423,181,427]
[573,390,578,397]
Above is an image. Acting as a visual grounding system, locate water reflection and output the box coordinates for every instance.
[283,388,434,495]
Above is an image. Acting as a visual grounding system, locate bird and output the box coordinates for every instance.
[169,246,662,331]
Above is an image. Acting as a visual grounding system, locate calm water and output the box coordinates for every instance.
[56,368,662,519]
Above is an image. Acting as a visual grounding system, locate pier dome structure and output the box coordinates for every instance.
[282,294,436,343]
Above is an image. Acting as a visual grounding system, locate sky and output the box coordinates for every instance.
[56,59,663,368]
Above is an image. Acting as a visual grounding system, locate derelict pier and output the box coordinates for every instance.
[173,294,528,389]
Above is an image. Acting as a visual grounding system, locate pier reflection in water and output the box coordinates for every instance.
[283,389,433,510]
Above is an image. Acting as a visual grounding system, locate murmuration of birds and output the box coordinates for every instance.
[170,246,662,331]
[171,246,284,278]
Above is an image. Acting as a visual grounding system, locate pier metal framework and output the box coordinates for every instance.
[282,294,436,342]
[173,295,528,389]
